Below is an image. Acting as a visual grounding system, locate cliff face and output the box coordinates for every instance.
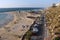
[45,6,60,39]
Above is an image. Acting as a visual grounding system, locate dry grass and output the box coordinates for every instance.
[45,6,60,39]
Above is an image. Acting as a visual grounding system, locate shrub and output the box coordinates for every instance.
[53,37,60,40]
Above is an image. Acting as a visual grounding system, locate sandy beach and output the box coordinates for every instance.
[0,11,40,40]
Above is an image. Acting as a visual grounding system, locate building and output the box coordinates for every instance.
[56,3,60,6]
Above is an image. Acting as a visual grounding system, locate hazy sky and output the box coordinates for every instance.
[0,0,60,8]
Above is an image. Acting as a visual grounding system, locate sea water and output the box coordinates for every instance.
[0,14,8,21]
[0,8,43,27]
[0,13,14,27]
[0,8,43,12]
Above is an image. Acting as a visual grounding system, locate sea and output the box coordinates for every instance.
[0,8,44,12]
[0,8,44,27]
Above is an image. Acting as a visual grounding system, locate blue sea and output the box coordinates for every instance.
[0,8,44,27]
[0,13,14,27]
[0,8,44,12]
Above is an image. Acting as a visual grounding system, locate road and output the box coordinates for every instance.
[30,13,50,40]
[39,13,50,40]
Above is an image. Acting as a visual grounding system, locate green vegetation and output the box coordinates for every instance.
[53,37,60,40]
[25,31,32,40]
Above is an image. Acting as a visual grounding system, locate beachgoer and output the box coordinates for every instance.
[22,25,25,28]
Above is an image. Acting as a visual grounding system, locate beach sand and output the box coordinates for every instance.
[0,11,40,40]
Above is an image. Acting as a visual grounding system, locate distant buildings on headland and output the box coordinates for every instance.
[52,3,60,7]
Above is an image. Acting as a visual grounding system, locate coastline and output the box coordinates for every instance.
[0,11,40,40]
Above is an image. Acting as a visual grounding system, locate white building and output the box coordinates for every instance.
[56,3,60,6]
[52,3,60,7]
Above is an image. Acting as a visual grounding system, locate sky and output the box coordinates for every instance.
[0,0,60,8]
